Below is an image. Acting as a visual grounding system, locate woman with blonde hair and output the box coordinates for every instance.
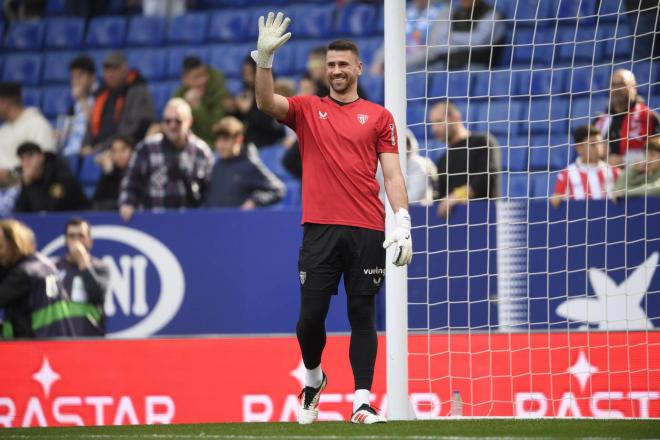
[0,219,79,338]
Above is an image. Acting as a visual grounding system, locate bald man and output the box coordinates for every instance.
[428,101,500,218]
[594,69,660,166]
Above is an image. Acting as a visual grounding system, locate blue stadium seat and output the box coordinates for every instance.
[272,43,296,76]
[126,15,167,47]
[78,155,102,187]
[208,9,250,43]
[149,81,179,115]
[42,51,79,84]
[549,96,570,133]
[88,50,111,74]
[357,37,383,69]
[447,71,471,99]
[360,74,384,104]
[529,145,550,170]
[3,53,42,85]
[22,87,42,108]
[569,66,594,94]
[167,46,211,78]
[487,70,514,97]
[197,0,249,8]
[289,39,325,75]
[502,143,529,172]
[407,101,427,127]
[45,17,85,50]
[528,97,550,133]
[41,86,72,118]
[225,78,243,97]
[247,6,293,39]
[209,44,252,78]
[549,68,570,95]
[45,0,66,15]
[257,145,288,180]
[529,172,553,198]
[127,48,167,82]
[427,72,447,99]
[596,0,625,20]
[280,179,301,207]
[478,99,521,137]
[549,145,573,170]
[407,72,427,100]
[336,3,377,37]
[85,16,127,48]
[290,4,335,38]
[599,23,633,61]
[507,173,530,197]
[5,20,45,51]
[167,13,209,45]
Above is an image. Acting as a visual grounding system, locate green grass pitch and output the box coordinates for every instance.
[0,419,658,439]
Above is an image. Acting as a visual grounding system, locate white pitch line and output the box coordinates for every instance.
[0,436,641,440]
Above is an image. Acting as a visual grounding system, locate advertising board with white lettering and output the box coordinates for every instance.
[0,333,657,427]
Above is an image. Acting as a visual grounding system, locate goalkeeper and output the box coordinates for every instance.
[252,12,412,425]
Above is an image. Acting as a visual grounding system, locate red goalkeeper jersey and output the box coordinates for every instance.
[281,95,399,231]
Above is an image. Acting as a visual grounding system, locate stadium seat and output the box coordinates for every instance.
[22,87,42,108]
[357,37,383,70]
[88,50,111,75]
[127,49,167,82]
[208,9,250,43]
[447,71,471,99]
[280,179,301,207]
[246,6,293,39]
[197,0,249,8]
[42,51,79,84]
[167,13,209,45]
[569,66,594,94]
[290,4,335,38]
[209,44,253,78]
[376,3,384,34]
[272,43,296,77]
[45,0,66,15]
[407,101,427,128]
[150,80,180,115]
[335,3,377,37]
[41,86,72,118]
[289,39,325,75]
[507,173,530,197]
[407,72,427,100]
[503,145,529,172]
[78,155,102,188]
[45,17,85,50]
[85,16,127,48]
[596,0,625,19]
[529,172,552,198]
[126,15,167,47]
[360,74,384,104]
[225,78,243,97]
[427,72,447,99]
[5,20,45,51]
[487,70,514,97]
[3,53,42,85]
[167,46,211,79]
[258,145,288,180]
[549,145,573,170]
[529,145,550,170]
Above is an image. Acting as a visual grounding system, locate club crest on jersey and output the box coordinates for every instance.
[357,114,368,124]
[318,110,328,120]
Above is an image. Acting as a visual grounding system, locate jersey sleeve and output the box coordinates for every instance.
[554,169,568,196]
[376,108,400,154]
[280,96,308,131]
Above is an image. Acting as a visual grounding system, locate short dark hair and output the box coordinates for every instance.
[111,134,134,148]
[65,217,91,236]
[182,56,204,73]
[69,55,95,74]
[327,39,360,58]
[0,82,22,106]
[573,125,601,144]
[16,142,42,157]
[309,46,327,58]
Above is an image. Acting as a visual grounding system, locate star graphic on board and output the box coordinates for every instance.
[555,252,657,330]
[567,351,598,391]
[290,359,306,389]
[32,357,60,397]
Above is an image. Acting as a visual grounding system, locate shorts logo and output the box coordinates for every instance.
[357,114,368,124]
[299,271,307,285]
[318,110,328,120]
[373,277,382,286]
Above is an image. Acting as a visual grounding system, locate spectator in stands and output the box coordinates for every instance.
[0,82,56,185]
[407,0,505,71]
[174,56,228,147]
[230,55,286,147]
[611,134,660,200]
[203,117,285,209]
[13,142,89,213]
[65,0,109,18]
[428,101,500,218]
[53,217,109,336]
[92,135,134,210]
[595,69,660,167]
[0,219,77,339]
[118,98,213,222]
[550,125,621,208]
[82,51,156,155]
[378,129,438,206]
[130,0,186,16]
[59,55,97,159]
[370,0,444,75]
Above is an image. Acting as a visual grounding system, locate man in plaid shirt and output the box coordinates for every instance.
[118,97,213,221]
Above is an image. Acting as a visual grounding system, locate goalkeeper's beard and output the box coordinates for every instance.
[329,74,356,95]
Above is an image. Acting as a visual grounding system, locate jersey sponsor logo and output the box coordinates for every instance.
[555,252,657,330]
[299,271,307,285]
[389,124,395,146]
[357,114,368,125]
[41,226,185,338]
[318,110,328,120]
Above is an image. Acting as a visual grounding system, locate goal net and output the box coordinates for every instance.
[392,0,660,418]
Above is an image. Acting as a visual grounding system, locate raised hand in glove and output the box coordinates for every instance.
[383,208,413,266]
[251,11,292,69]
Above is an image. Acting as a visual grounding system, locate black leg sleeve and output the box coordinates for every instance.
[296,294,331,370]
[347,295,377,391]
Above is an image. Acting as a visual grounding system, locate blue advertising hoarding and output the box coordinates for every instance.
[16,198,659,337]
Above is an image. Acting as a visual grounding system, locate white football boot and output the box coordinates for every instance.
[298,373,327,424]
[350,404,387,424]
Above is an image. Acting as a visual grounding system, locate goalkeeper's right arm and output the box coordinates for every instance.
[253,11,291,121]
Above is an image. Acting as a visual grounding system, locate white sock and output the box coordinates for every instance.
[305,365,323,388]
[353,389,371,412]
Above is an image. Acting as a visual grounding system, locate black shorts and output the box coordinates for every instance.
[298,223,385,296]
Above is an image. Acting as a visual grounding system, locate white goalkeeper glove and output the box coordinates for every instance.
[251,11,292,69]
[383,208,413,266]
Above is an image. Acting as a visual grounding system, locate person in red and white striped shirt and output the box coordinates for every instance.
[550,125,621,207]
